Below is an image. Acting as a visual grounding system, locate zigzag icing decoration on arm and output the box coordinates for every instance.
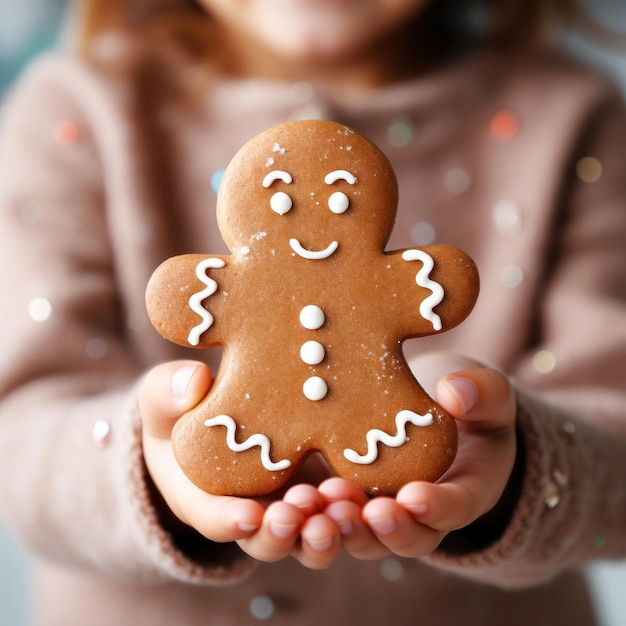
[402,249,444,331]
[188,258,226,346]
[204,415,292,471]
[343,410,434,465]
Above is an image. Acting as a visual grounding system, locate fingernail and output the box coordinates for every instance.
[308,537,333,552]
[237,521,260,533]
[445,377,478,413]
[369,516,397,535]
[337,519,355,536]
[270,522,298,539]
[171,365,199,400]
[404,503,428,517]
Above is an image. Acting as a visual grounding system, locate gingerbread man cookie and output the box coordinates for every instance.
[146,120,479,496]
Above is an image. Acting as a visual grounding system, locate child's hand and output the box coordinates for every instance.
[319,353,518,559]
[139,360,341,568]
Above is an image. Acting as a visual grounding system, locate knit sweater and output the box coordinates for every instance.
[1,42,626,625]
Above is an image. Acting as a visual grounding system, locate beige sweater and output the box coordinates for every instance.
[1,43,626,625]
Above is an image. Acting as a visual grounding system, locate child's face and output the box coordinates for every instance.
[199,0,429,75]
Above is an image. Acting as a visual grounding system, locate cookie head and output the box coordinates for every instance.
[216,120,399,262]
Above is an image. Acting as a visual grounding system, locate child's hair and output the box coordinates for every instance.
[73,0,597,63]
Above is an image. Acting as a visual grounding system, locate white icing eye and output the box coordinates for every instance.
[270,191,292,215]
[328,191,350,214]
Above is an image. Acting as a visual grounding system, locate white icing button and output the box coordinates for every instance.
[28,297,52,322]
[410,221,437,246]
[303,376,328,401]
[249,594,275,621]
[299,305,325,330]
[300,340,325,365]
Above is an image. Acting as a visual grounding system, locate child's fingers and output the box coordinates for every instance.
[295,514,343,569]
[361,498,443,558]
[325,500,391,560]
[139,360,212,438]
[237,501,306,563]
[318,477,371,507]
[283,483,328,517]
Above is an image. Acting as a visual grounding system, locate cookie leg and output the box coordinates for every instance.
[325,406,457,496]
[172,407,297,496]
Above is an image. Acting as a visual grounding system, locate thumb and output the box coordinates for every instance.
[435,368,516,431]
[139,360,212,439]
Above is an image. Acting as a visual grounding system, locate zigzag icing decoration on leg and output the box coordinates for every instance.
[343,410,434,465]
[402,249,444,331]
[204,415,292,471]
[188,258,226,346]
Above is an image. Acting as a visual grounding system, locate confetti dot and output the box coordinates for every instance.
[28,297,53,322]
[553,468,569,487]
[289,103,326,121]
[492,199,522,237]
[576,157,602,183]
[544,481,560,509]
[86,338,108,360]
[410,222,437,245]
[489,109,519,142]
[443,168,471,195]
[211,169,225,195]
[249,595,275,621]
[386,118,415,148]
[91,419,111,448]
[499,265,524,288]
[533,350,557,374]
[53,119,81,145]
[126,309,147,332]
[593,535,606,549]
[18,201,44,225]
[291,81,314,101]
[380,557,405,582]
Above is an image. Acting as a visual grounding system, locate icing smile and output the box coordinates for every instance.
[289,238,338,260]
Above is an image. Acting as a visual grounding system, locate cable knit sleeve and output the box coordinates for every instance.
[0,55,255,585]
[424,72,626,587]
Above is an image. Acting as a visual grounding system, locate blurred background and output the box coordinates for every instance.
[1,0,626,624]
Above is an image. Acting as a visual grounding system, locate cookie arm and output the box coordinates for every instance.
[146,254,229,348]
[394,244,480,337]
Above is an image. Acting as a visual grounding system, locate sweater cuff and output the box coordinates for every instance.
[121,384,257,585]
[422,389,568,588]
